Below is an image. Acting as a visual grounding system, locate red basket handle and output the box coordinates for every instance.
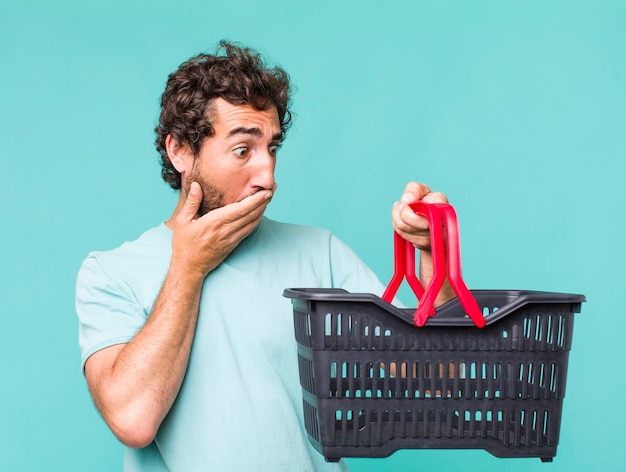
[382,202,485,328]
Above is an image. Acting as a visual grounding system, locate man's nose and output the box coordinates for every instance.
[252,151,276,190]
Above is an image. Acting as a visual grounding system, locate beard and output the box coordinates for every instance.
[197,181,226,217]
[185,167,226,217]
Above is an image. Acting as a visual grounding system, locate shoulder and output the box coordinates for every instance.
[77,223,170,287]
[76,225,169,368]
[82,223,169,263]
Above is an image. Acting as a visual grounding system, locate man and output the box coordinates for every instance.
[76,41,452,471]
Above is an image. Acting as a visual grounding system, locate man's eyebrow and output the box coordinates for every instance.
[227,127,283,142]
[228,126,262,138]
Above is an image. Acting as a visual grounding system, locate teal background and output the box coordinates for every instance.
[2,1,625,471]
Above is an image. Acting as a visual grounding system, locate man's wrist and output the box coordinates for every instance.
[168,257,210,285]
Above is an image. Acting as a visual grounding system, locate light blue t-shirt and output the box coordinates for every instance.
[76,217,385,472]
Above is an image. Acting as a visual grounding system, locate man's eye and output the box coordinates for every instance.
[233,147,248,158]
[269,144,281,156]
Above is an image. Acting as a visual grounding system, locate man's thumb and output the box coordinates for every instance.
[183,182,202,216]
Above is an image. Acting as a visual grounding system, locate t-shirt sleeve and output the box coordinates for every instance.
[328,234,386,296]
[75,254,147,371]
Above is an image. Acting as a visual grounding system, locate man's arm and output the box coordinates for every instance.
[84,182,273,448]
[391,181,455,306]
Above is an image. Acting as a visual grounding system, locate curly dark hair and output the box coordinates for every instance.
[155,40,293,189]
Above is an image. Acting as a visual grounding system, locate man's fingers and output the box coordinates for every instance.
[221,188,274,223]
[394,184,448,232]
[194,187,273,242]
[394,202,429,233]
[392,203,432,249]
[181,182,203,220]
[392,182,450,251]
[422,191,448,204]
[400,182,431,204]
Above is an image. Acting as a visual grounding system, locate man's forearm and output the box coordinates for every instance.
[86,262,204,448]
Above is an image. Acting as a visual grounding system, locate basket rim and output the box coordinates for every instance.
[283,288,586,327]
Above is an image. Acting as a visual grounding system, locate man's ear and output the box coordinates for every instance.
[165,135,193,174]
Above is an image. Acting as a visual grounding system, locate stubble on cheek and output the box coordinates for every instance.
[184,171,226,217]
[197,183,225,216]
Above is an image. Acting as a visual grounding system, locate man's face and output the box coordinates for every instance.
[183,98,282,216]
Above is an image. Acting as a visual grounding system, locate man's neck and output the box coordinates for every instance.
[164,191,187,230]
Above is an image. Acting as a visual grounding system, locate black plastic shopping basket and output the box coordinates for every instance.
[284,202,585,462]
